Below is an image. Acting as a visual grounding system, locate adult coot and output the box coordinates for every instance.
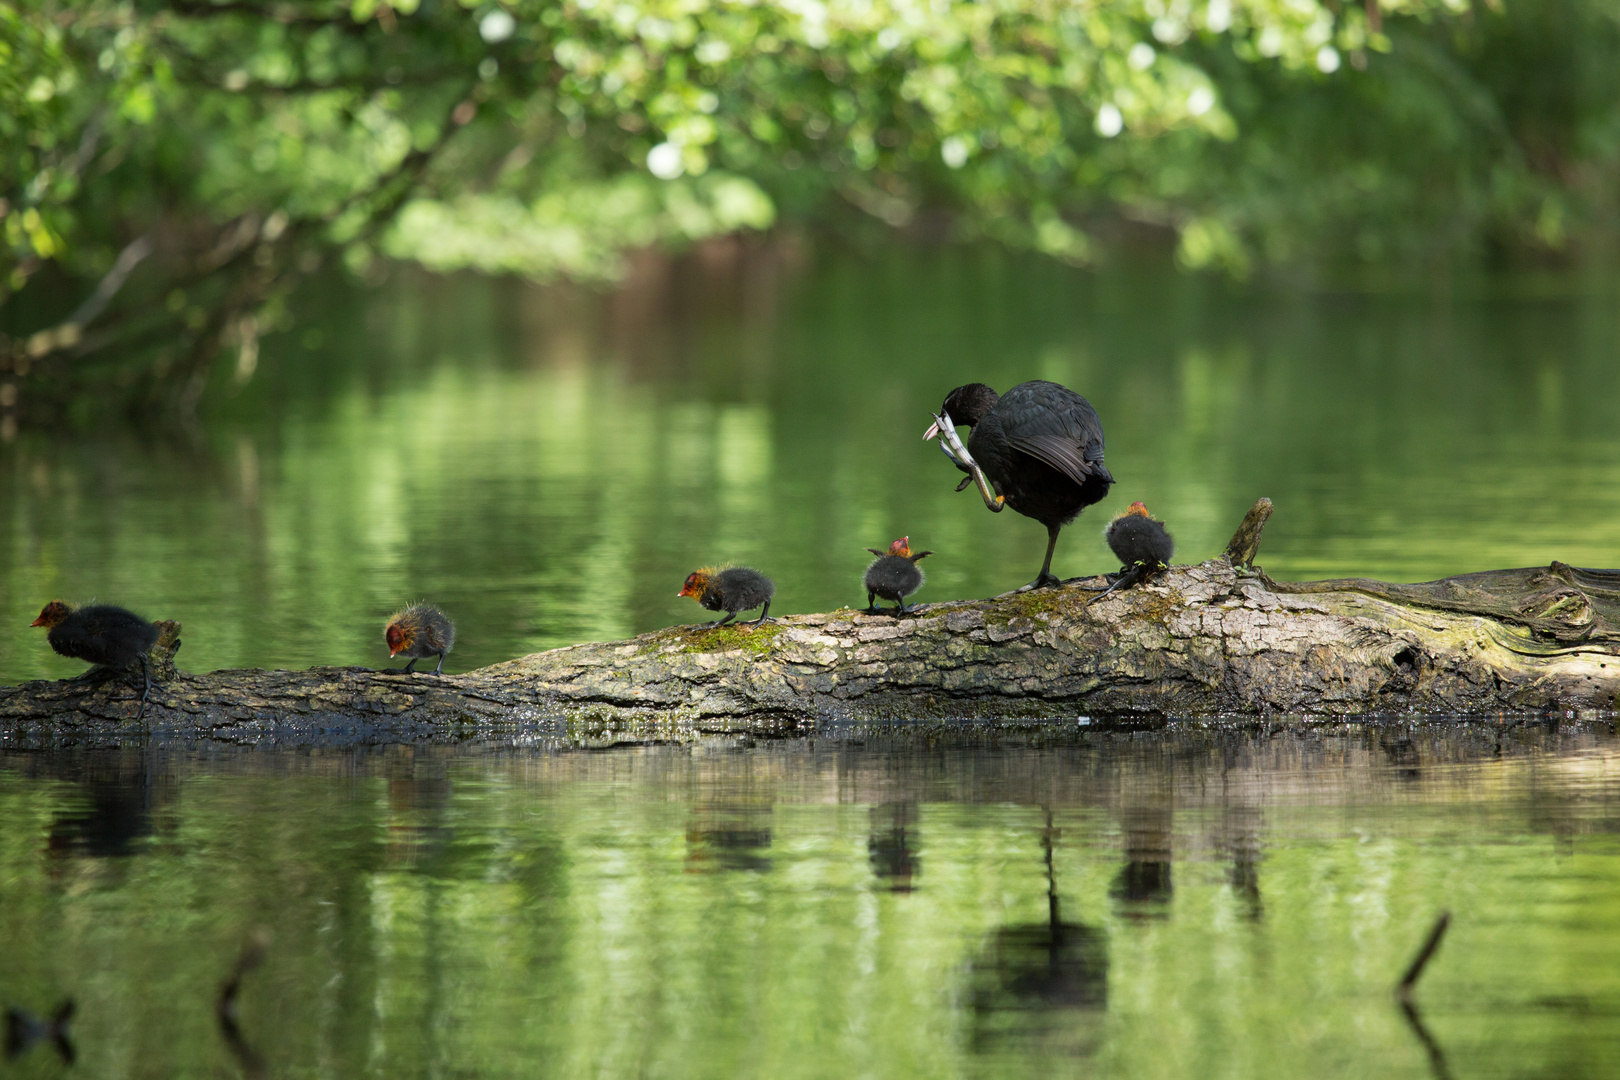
[863,536,933,615]
[30,601,162,720]
[679,567,775,627]
[924,380,1113,588]
[383,603,456,674]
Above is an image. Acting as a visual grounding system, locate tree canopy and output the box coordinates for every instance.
[2,0,1619,417]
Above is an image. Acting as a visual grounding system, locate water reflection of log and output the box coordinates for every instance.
[868,802,920,892]
[685,804,773,873]
[967,810,1107,1059]
[6,502,1619,741]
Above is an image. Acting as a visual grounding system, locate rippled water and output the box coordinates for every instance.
[2,724,1617,1079]
[3,251,1620,680]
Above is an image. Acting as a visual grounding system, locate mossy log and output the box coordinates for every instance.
[3,501,1618,744]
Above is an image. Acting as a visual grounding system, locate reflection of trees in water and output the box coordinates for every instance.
[1223,804,1264,922]
[868,802,919,892]
[967,810,1107,1062]
[1110,804,1173,918]
[385,772,454,871]
[685,804,772,873]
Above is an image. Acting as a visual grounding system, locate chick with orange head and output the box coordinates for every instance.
[383,603,456,675]
[1089,502,1174,605]
[1106,502,1173,571]
[678,566,775,628]
[862,536,934,615]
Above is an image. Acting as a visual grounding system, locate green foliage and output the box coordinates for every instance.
[2,0,1620,412]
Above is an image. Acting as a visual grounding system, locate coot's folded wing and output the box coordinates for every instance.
[995,381,1111,488]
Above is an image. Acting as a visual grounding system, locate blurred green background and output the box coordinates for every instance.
[4,0,1620,679]
[3,249,1618,680]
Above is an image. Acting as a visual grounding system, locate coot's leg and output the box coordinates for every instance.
[865,591,878,615]
[749,600,774,625]
[431,652,446,675]
[1088,564,1146,605]
[1025,524,1063,590]
[895,599,909,615]
[135,654,151,724]
[707,611,738,628]
[1074,571,1123,591]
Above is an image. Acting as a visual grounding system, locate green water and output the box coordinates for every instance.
[3,251,1620,680]
[2,724,1617,1079]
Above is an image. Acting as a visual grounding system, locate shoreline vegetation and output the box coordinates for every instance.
[4,501,1616,745]
[6,1,1620,430]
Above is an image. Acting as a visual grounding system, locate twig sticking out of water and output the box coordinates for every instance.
[1396,912,1454,1080]
[218,927,273,1079]
[4,999,75,1064]
[1397,911,1451,1002]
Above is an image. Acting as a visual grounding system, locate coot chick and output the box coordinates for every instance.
[863,536,933,615]
[1107,502,1173,569]
[30,601,161,721]
[924,380,1113,589]
[1090,502,1173,604]
[383,603,455,674]
[679,567,775,627]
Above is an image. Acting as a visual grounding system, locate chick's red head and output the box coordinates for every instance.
[678,571,711,600]
[385,621,413,657]
[31,601,71,628]
[1127,502,1151,518]
[888,537,912,558]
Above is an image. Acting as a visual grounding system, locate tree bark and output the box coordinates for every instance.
[3,502,1617,745]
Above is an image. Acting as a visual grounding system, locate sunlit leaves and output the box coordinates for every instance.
[1,0,1616,334]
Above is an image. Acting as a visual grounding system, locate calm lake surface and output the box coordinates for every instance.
[3,250,1619,679]
[2,723,1617,1079]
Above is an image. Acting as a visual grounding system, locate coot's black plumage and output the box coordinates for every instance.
[30,601,161,721]
[383,603,456,675]
[679,566,775,627]
[863,536,933,615]
[925,380,1114,588]
[1090,502,1174,604]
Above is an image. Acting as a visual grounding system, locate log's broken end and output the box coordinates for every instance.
[151,619,183,681]
[1224,498,1273,568]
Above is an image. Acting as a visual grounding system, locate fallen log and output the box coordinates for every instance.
[2,501,1617,744]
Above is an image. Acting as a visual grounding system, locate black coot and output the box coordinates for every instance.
[925,380,1113,588]
[679,567,775,627]
[383,603,457,675]
[30,601,162,721]
[863,536,933,615]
